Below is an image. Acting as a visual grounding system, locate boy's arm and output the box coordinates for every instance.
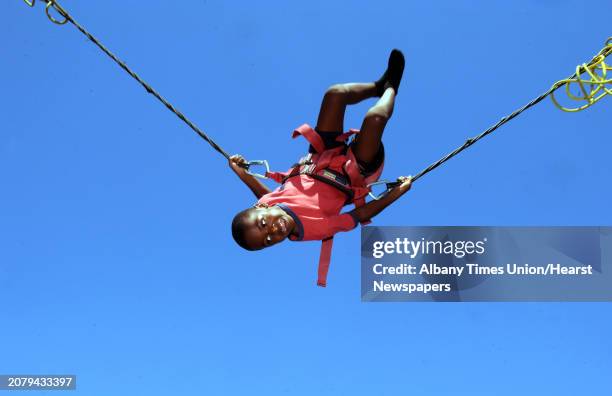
[349,176,412,223]
[229,154,272,199]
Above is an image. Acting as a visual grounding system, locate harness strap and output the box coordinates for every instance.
[264,153,317,184]
[292,124,326,153]
[317,237,334,287]
[268,124,375,287]
[265,170,288,184]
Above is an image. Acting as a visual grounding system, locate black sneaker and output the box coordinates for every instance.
[375,49,405,96]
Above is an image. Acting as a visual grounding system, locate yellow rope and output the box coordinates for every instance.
[551,37,612,112]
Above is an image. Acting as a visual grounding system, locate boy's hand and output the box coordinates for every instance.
[229,154,248,175]
[394,176,412,195]
[229,154,272,198]
[350,176,413,223]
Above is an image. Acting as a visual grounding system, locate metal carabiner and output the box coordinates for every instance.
[45,0,68,25]
[24,0,35,7]
[244,160,271,180]
[367,180,403,200]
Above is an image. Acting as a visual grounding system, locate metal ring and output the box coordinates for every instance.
[46,1,68,25]
[367,179,406,200]
[367,180,393,200]
[245,160,270,180]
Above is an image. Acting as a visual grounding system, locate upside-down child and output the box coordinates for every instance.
[229,49,413,286]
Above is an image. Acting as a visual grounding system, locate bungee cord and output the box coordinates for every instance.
[24,1,611,198]
[367,38,611,196]
[412,38,611,183]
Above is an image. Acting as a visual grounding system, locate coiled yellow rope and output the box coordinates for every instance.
[551,37,612,112]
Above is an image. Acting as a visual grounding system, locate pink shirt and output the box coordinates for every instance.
[257,174,358,241]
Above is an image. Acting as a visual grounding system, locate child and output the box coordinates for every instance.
[229,49,413,286]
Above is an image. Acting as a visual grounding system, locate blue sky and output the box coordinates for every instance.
[2,1,611,394]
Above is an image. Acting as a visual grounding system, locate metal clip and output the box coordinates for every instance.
[367,180,401,200]
[45,0,68,25]
[24,0,68,24]
[244,160,270,180]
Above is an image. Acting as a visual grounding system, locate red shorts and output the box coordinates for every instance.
[311,127,385,178]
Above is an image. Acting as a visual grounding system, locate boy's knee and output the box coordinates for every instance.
[365,106,391,124]
[324,84,348,100]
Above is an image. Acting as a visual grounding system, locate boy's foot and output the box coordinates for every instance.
[375,49,405,96]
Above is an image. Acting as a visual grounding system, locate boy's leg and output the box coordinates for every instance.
[316,49,404,133]
[316,83,378,133]
[353,49,404,166]
[352,87,396,165]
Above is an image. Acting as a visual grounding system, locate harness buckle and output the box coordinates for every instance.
[298,153,314,166]
[245,160,271,179]
[299,164,316,175]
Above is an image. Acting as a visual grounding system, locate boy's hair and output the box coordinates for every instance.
[231,207,257,251]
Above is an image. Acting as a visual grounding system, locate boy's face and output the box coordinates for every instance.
[242,204,295,250]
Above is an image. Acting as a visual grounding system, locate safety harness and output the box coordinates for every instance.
[264,124,383,287]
